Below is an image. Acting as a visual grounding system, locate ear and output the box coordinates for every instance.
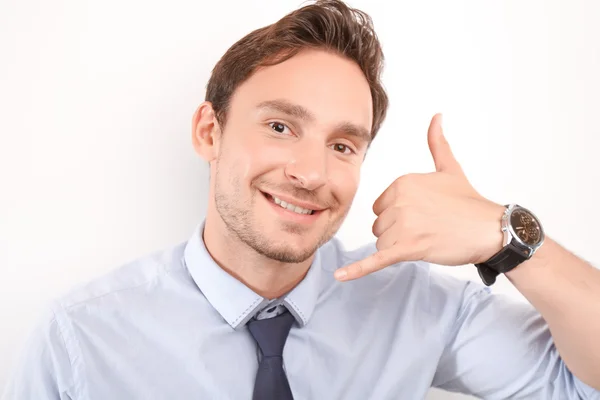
[192,101,221,162]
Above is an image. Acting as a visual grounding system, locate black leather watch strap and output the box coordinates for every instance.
[475,241,530,286]
[475,263,500,286]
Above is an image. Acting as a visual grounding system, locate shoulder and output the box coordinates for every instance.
[4,243,189,399]
[54,241,187,311]
[2,304,79,398]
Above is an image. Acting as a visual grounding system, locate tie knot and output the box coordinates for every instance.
[248,310,295,357]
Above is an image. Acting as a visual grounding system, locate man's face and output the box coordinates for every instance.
[211,49,373,263]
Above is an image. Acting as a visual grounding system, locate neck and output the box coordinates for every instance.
[203,211,313,300]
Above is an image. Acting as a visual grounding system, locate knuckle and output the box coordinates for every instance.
[394,176,407,191]
[373,250,387,264]
[391,204,404,216]
[375,234,394,251]
[411,233,430,261]
[396,206,414,228]
[354,261,364,276]
[395,173,418,189]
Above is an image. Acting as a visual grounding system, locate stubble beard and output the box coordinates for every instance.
[213,166,345,264]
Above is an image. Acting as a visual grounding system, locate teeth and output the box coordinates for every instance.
[271,195,314,215]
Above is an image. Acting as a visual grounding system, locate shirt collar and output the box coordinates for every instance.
[183,221,323,330]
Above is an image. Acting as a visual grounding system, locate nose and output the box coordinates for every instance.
[284,146,327,191]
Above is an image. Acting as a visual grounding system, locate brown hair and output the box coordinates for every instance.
[205,0,388,142]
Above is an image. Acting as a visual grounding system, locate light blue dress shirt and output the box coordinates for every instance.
[3,221,599,399]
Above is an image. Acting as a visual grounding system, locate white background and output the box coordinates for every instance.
[1,0,599,399]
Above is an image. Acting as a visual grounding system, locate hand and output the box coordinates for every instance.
[334,114,506,282]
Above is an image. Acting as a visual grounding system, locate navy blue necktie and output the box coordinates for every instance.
[247,310,295,400]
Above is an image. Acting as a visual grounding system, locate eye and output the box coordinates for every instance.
[331,143,354,155]
[268,121,291,135]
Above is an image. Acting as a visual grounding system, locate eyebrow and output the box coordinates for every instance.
[334,121,372,144]
[257,99,315,122]
[256,99,372,144]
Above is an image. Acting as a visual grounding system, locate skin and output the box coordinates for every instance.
[334,115,600,389]
[193,48,600,389]
[192,49,372,300]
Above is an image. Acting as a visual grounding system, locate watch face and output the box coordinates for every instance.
[510,208,542,246]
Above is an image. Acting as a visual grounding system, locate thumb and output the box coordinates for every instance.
[427,113,464,176]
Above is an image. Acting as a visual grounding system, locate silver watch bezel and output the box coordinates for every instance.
[501,204,545,258]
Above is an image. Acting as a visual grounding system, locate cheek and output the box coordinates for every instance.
[231,132,289,179]
[328,165,360,203]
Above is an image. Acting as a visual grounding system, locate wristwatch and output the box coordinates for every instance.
[475,204,545,286]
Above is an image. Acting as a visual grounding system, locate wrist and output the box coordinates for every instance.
[474,202,506,265]
[474,203,546,286]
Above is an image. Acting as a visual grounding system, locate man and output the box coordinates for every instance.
[3,0,600,399]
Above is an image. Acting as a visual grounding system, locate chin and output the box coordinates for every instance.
[261,221,340,261]
[256,244,316,264]
[252,233,320,264]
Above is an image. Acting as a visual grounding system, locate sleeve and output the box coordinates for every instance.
[1,306,77,400]
[431,278,600,399]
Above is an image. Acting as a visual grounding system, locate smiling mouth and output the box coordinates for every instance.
[261,192,317,215]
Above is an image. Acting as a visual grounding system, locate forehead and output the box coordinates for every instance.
[229,49,373,133]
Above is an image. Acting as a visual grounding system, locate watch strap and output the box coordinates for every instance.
[475,241,530,286]
[475,263,500,286]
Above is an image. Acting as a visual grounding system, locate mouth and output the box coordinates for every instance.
[260,191,323,217]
